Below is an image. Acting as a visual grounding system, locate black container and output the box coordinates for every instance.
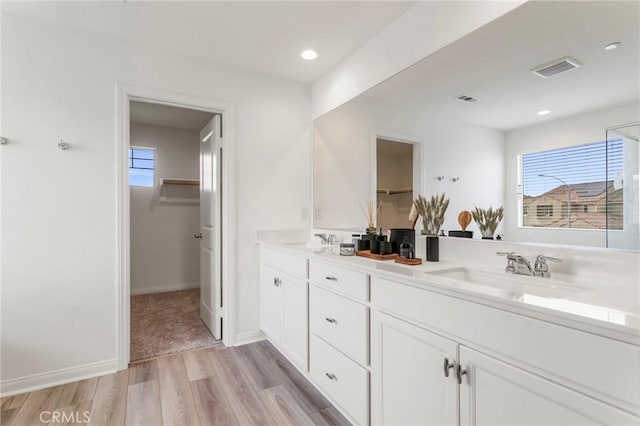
[389,228,415,254]
[379,241,394,255]
[426,235,439,262]
[356,239,370,251]
[448,230,473,238]
[371,234,387,255]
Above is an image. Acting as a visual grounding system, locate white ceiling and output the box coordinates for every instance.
[362,1,640,131]
[2,1,415,84]
[130,101,215,131]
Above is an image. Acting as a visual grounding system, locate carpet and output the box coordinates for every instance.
[130,288,219,362]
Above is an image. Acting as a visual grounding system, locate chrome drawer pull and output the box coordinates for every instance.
[443,357,455,378]
[325,317,337,324]
[325,372,337,381]
[325,276,338,281]
[273,277,281,287]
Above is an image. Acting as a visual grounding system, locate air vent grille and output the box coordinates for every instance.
[532,56,581,78]
[456,94,478,103]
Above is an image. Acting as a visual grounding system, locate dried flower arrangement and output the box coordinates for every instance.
[413,193,449,235]
[359,200,383,232]
[471,206,504,239]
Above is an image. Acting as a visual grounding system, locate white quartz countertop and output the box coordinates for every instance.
[259,241,640,346]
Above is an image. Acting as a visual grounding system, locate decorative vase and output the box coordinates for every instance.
[480,228,494,240]
[426,235,439,262]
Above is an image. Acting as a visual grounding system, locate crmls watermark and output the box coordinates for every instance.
[39,410,91,424]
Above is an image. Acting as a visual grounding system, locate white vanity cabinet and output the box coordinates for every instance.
[371,275,640,426]
[308,259,371,425]
[260,247,309,371]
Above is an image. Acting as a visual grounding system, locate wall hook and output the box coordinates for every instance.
[452,177,460,182]
[57,139,70,150]
[436,176,445,181]
[0,137,7,145]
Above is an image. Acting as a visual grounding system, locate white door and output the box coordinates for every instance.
[281,275,308,370]
[260,266,283,342]
[459,346,639,426]
[198,115,223,339]
[371,311,459,426]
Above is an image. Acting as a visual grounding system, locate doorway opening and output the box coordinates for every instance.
[374,136,421,231]
[117,85,236,369]
[128,101,222,361]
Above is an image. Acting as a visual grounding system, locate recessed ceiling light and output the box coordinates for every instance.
[301,49,318,60]
[604,42,621,51]
[537,110,551,116]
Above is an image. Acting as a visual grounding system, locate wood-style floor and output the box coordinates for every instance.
[0,341,350,426]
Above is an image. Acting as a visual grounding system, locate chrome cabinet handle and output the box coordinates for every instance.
[194,233,203,239]
[325,372,337,381]
[325,276,338,281]
[325,317,337,324]
[443,357,455,378]
[456,364,468,384]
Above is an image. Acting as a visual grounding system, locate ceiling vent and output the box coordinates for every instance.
[456,94,478,103]
[531,56,582,78]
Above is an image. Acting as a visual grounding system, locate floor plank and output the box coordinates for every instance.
[125,381,162,426]
[260,385,315,426]
[309,407,351,426]
[57,378,98,408]
[234,343,282,391]
[190,376,237,426]
[1,392,29,410]
[208,348,276,425]
[49,400,92,426]
[10,384,65,426]
[128,359,158,386]
[183,348,216,382]
[87,370,128,426]
[157,354,201,426]
[1,407,21,425]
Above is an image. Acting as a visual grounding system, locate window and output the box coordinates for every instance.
[537,205,553,217]
[520,140,623,229]
[129,147,155,187]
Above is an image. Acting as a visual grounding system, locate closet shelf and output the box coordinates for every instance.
[377,187,413,195]
[160,178,199,186]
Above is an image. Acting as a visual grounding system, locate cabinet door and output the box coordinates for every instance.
[459,346,640,426]
[281,275,309,371]
[371,311,458,426]
[260,266,283,342]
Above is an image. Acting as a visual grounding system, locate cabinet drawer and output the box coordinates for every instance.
[310,335,369,425]
[372,276,640,413]
[261,247,308,279]
[309,260,369,301]
[310,285,369,366]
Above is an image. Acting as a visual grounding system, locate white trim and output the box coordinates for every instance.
[130,282,199,296]
[116,83,237,370]
[234,330,267,346]
[370,129,424,226]
[0,359,118,398]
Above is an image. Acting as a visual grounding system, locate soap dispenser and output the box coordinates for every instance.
[399,236,414,259]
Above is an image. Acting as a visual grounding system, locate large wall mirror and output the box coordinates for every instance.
[313,1,639,250]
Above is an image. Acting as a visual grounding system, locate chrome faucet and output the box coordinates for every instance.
[497,252,533,276]
[314,233,337,245]
[533,255,562,278]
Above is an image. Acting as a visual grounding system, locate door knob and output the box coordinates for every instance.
[456,364,468,384]
[443,357,455,378]
[194,233,203,239]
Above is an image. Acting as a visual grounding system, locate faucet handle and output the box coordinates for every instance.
[497,251,517,273]
[533,254,562,277]
[496,251,515,257]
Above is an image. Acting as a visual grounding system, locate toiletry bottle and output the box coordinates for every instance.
[399,236,414,259]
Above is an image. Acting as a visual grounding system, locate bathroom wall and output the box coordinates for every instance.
[314,96,505,235]
[129,123,200,295]
[504,101,640,247]
[1,11,310,394]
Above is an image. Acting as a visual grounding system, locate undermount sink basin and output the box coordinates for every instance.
[426,267,587,298]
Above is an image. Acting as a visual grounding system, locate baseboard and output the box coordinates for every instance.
[234,330,266,346]
[0,358,118,397]
[131,281,199,295]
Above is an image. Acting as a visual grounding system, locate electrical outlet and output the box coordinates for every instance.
[300,206,309,220]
